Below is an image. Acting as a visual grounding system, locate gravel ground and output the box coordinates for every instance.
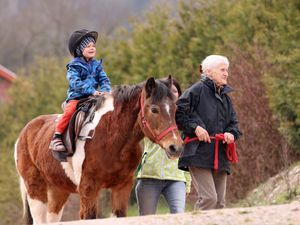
[45,201,300,225]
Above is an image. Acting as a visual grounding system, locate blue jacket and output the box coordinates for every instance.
[66,57,111,101]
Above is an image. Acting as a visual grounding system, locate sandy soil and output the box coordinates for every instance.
[46,201,300,225]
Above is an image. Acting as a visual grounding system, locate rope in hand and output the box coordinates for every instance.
[184,133,238,170]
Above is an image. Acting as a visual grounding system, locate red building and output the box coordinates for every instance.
[0,65,16,103]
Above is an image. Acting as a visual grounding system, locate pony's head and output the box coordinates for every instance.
[139,76,183,159]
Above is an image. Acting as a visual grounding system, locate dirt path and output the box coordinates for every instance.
[46,201,300,225]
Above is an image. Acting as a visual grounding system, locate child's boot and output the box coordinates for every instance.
[49,134,68,162]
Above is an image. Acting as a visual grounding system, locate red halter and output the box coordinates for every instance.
[139,90,178,143]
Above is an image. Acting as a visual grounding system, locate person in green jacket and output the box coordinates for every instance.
[135,78,191,215]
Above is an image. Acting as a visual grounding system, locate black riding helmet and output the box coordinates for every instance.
[68,29,98,57]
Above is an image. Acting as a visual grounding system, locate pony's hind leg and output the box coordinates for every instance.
[47,186,70,222]
[20,178,33,225]
[111,179,133,217]
[20,177,48,224]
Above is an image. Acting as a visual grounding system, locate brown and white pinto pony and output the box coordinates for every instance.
[15,76,183,224]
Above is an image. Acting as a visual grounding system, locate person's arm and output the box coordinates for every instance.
[175,84,205,135]
[97,60,111,92]
[98,69,111,92]
[67,65,97,96]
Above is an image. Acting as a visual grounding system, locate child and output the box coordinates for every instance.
[49,29,111,162]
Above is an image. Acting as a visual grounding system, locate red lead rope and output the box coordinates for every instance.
[184,133,238,170]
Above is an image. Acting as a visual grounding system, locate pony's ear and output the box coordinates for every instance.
[145,77,156,98]
[166,75,173,87]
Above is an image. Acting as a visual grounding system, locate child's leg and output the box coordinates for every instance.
[55,100,79,134]
[50,100,79,161]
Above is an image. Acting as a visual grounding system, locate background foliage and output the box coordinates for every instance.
[0,0,299,224]
[103,0,299,151]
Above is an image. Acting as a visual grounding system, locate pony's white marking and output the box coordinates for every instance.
[19,168,48,224]
[27,194,48,224]
[62,94,114,186]
[54,113,78,184]
[14,138,19,166]
[163,103,178,140]
[46,189,65,222]
[164,103,170,115]
[47,209,64,223]
[15,140,32,221]
[172,130,178,140]
[61,161,76,184]
[20,177,27,219]
[110,213,117,218]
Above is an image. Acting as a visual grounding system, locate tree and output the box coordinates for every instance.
[99,0,300,202]
[0,57,66,148]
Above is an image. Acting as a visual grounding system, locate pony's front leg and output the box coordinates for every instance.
[78,184,99,219]
[111,178,134,217]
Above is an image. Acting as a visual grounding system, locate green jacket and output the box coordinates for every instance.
[137,138,192,193]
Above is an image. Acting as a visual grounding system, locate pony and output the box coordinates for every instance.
[14,76,183,224]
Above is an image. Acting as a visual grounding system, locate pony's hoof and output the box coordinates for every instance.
[52,150,68,162]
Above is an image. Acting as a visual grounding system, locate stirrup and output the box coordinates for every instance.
[51,150,69,162]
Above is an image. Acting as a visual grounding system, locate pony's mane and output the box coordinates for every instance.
[94,95,107,111]
[112,84,143,104]
[90,84,143,111]
[112,80,174,105]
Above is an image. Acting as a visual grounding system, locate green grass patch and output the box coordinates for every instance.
[233,162,300,208]
[274,187,300,204]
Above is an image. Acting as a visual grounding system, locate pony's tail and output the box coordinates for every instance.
[24,195,33,225]
[20,178,33,225]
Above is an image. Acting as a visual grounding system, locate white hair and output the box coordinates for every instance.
[201,55,229,73]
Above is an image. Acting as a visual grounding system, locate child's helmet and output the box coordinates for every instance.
[68,29,98,57]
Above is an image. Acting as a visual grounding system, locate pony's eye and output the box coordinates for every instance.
[151,106,159,114]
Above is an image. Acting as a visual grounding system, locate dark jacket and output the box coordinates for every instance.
[66,57,111,101]
[175,77,241,174]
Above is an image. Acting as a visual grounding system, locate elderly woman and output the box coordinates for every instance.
[176,55,242,210]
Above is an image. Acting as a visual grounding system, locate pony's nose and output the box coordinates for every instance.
[169,144,177,153]
[168,144,183,156]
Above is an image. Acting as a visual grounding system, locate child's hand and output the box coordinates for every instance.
[93,91,101,96]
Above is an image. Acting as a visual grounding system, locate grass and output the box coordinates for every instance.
[232,162,300,208]
[238,210,250,215]
[274,187,300,204]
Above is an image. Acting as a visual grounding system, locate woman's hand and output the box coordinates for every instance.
[195,126,211,143]
[223,132,234,144]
